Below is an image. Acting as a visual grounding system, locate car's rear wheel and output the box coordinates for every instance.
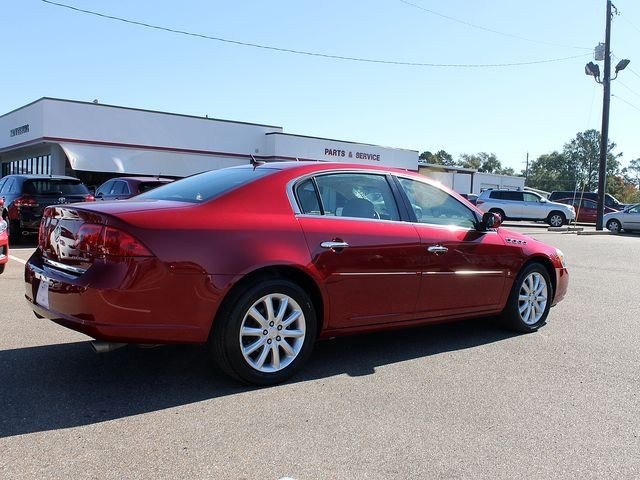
[606,219,622,233]
[501,263,552,333]
[0,263,4,274]
[489,208,505,221]
[210,278,317,385]
[547,211,566,227]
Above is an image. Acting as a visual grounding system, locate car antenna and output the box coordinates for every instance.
[250,155,265,169]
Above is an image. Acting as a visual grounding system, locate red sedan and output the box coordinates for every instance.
[555,197,617,223]
[25,162,569,385]
[0,219,8,274]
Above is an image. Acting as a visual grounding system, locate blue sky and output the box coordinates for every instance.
[3,0,640,171]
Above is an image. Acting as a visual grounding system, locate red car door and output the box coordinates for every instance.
[395,177,513,318]
[294,173,422,329]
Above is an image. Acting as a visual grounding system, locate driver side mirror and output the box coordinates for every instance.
[480,211,502,230]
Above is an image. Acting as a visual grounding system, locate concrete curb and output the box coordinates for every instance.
[577,230,611,236]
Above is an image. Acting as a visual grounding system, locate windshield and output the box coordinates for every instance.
[137,167,277,203]
[24,179,89,196]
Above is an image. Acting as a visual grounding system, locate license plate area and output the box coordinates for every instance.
[35,273,50,309]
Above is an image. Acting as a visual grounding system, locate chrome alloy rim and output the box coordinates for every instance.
[518,272,548,325]
[550,214,563,227]
[608,220,620,233]
[239,294,306,373]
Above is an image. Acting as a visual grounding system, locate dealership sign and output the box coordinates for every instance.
[324,148,381,162]
[10,124,29,137]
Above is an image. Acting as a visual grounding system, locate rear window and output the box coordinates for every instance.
[24,179,89,195]
[138,181,171,194]
[137,167,276,203]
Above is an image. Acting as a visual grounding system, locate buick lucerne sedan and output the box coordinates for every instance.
[25,162,569,385]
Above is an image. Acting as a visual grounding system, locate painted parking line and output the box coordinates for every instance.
[9,255,26,265]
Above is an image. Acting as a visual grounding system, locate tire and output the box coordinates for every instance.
[606,219,622,233]
[547,211,566,227]
[210,278,317,385]
[500,263,553,333]
[489,209,506,221]
[9,220,22,246]
[0,263,4,274]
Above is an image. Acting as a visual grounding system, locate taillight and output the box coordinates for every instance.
[14,195,38,207]
[76,224,153,257]
[476,199,485,205]
[84,194,96,202]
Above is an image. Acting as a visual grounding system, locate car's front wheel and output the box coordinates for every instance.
[210,278,317,385]
[501,263,552,333]
[606,219,622,233]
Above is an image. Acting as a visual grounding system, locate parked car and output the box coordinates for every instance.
[554,197,617,223]
[25,162,569,385]
[460,193,478,205]
[0,217,8,274]
[476,189,575,227]
[95,176,174,201]
[0,175,94,243]
[549,191,627,211]
[604,203,640,233]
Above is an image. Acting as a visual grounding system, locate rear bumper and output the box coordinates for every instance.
[25,251,230,344]
[552,267,569,305]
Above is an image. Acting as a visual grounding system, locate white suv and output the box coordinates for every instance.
[476,189,575,227]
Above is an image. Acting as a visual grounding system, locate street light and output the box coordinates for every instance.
[585,61,601,82]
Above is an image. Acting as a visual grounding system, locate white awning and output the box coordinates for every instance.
[59,143,247,177]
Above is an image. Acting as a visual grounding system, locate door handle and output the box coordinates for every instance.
[320,241,350,250]
[427,245,448,255]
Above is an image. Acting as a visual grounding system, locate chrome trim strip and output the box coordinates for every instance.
[424,270,504,276]
[335,272,417,276]
[44,258,87,274]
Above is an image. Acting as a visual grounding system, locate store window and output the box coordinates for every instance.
[1,154,52,176]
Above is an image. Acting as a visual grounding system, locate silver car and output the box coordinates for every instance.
[604,204,640,233]
[476,189,576,227]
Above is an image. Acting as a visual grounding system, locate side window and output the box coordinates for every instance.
[295,179,321,215]
[503,191,524,202]
[489,191,503,200]
[583,199,597,209]
[629,205,640,214]
[111,181,128,195]
[96,181,112,196]
[0,178,6,194]
[523,193,541,203]
[5,178,17,194]
[313,173,400,221]
[398,177,477,229]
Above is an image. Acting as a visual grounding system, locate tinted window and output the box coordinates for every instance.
[137,167,276,203]
[398,177,477,229]
[295,179,321,215]
[111,181,129,195]
[5,178,18,194]
[96,181,112,196]
[501,191,523,201]
[24,179,89,195]
[313,173,400,221]
[582,199,597,209]
[0,178,6,194]
[489,191,503,199]
[138,181,170,194]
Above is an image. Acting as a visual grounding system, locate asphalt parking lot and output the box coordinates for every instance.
[1,227,639,479]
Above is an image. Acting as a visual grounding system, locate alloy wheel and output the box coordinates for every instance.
[517,272,548,325]
[239,293,306,373]
[549,214,563,227]
[607,220,621,233]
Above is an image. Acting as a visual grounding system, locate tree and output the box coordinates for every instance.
[562,129,621,192]
[526,151,574,192]
[458,153,481,170]
[458,152,515,175]
[625,158,640,188]
[419,150,456,166]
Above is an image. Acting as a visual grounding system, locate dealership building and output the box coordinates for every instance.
[0,98,418,188]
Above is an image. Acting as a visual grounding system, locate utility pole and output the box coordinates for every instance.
[596,0,612,231]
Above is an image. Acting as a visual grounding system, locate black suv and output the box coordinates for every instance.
[0,175,94,243]
[548,191,626,211]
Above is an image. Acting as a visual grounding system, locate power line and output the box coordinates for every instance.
[612,94,640,112]
[619,12,640,34]
[397,0,592,50]
[41,0,590,68]
[617,80,640,100]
